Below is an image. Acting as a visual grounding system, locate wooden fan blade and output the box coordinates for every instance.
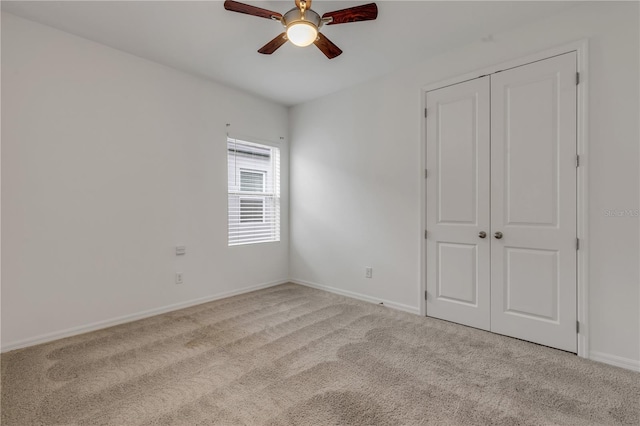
[224,0,282,20]
[258,33,288,55]
[322,3,378,25]
[314,33,342,59]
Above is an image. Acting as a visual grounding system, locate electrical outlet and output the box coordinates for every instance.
[176,245,186,256]
[176,272,184,285]
[365,267,373,279]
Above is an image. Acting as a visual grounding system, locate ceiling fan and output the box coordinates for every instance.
[223,0,378,59]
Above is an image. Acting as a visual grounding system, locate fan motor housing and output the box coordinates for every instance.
[282,7,321,29]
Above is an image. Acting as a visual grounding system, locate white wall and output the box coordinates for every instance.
[1,13,289,349]
[289,2,640,368]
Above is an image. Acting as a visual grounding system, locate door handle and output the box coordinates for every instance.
[494,231,503,239]
[478,231,487,239]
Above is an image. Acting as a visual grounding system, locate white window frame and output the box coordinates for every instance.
[227,137,281,246]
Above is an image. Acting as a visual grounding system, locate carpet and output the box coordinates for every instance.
[2,283,639,425]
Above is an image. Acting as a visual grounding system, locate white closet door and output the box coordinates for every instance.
[426,76,491,331]
[490,53,577,352]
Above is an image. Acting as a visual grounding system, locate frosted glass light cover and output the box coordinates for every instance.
[287,22,318,47]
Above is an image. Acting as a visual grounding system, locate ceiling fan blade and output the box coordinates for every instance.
[258,33,288,55]
[314,33,342,59]
[322,3,378,25]
[224,0,282,20]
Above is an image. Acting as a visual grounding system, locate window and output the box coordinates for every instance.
[227,138,280,245]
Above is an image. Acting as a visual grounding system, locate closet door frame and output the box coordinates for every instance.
[420,40,589,358]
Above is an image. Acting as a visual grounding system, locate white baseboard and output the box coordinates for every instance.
[292,279,640,373]
[1,279,288,353]
[9,277,637,373]
[589,351,640,372]
[290,278,421,315]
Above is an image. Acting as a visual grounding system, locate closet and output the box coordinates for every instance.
[425,52,578,352]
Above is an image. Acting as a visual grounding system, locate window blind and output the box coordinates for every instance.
[227,137,280,245]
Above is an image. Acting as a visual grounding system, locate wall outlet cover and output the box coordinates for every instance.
[365,267,373,278]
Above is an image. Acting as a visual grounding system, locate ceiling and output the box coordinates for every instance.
[2,1,581,106]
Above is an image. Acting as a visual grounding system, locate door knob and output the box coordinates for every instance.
[478,231,487,239]
[494,231,503,239]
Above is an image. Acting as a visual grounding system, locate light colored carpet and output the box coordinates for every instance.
[2,283,639,425]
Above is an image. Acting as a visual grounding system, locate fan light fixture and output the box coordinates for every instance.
[286,21,318,47]
[223,0,379,59]
[283,6,321,47]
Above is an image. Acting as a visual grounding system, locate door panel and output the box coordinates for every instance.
[438,97,478,224]
[490,52,577,352]
[437,242,477,305]
[504,247,558,321]
[426,76,490,331]
[505,76,559,226]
